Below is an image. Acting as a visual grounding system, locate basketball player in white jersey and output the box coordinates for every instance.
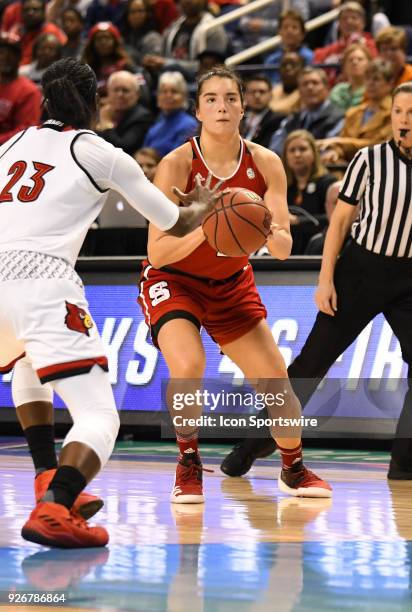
[0,58,226,548]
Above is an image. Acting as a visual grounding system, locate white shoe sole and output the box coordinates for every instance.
[170,493,205,504]
[278,475,332,498]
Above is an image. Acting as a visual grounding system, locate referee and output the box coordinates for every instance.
[222,82,412,480]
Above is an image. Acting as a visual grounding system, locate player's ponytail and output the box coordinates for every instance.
[42,58,97,129]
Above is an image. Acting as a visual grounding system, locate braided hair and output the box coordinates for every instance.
[41,58,97,129]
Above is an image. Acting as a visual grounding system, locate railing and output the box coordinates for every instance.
[196,0,339,67]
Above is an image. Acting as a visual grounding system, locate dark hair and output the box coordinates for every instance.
[82,26,131,72]
[243,73,272,91]
[61,7,84,22]
[195,66,243,108]
[41,58,97,128]
[279,9,306,35]
[393,82,412,100]
[298,66,329,86]
[32,33,62,62]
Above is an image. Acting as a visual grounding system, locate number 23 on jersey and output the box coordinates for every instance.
[0,160,54,203]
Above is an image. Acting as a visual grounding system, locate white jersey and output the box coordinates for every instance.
[0,122,179,267]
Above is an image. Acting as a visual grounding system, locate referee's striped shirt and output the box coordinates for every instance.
[339,140,412,257]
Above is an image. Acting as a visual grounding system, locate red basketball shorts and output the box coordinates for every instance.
[138,263,267,347]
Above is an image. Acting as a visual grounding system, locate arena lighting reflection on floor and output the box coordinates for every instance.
[0,448,411,611]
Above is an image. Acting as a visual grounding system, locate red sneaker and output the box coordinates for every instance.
[35,469,103,520]
[21,502,109,548]
[170,449,211,504]
[278,461,332,498]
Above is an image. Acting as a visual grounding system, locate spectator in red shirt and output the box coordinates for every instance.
[314,2,377,84]
[0,33,41,144]
[82,21,135,95]
[8,0,66,65]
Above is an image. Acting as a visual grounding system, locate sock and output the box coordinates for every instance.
[24,424,58,476]
[277,442,302,470]
[176,431,199,456]
[41,465,86,510]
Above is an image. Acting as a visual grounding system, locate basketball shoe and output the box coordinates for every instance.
[170,449,212,503]
[21,502,109,548]
[278,461,332,498]
[220,438,277,477]
[35,469,104,519]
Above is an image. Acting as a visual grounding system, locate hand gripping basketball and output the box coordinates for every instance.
[202,187,273,257]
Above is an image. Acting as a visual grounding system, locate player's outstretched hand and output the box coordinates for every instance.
[315,280,337,316]
[172,172,230,211]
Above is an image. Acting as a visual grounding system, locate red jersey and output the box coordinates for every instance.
[167,136,267,280]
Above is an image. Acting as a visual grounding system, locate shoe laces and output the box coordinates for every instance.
[67,512,91,530]
[178,456,214,481]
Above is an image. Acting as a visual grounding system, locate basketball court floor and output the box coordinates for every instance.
[1,439,411,611]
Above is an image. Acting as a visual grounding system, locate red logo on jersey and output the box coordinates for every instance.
[65,302,93,336]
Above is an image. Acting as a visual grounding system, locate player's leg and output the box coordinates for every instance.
[221,319,331,497]
[157,318,208,503]
[13,358,105,518]
[7,278,119,547]
[384,295,412,479]
[221,245,383,476]
[21,365,120,548]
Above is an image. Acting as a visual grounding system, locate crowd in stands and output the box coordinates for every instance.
[0,0,411,255]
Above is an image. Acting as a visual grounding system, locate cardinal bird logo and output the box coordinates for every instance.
[65,301,94,336]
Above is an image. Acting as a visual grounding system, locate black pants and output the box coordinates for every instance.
[287,241,412,466]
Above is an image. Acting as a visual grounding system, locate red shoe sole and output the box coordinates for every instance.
[21,521,108,549]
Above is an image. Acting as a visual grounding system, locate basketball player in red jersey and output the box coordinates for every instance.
[139,67,332,502]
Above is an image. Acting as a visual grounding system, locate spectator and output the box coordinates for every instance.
[322,0,389,40]
[236,0,309,53]
[320,58,394,164]
[197,48,226,74]
[1,0,91,34]
[82,21,135,95]
[283,129,339,254]
[0,33,41,144]
[329,42,371,110]
[242,74,283,148]
[143,0,228,79]
[95,70,153,155]
[46,0,92,24]
[143,71,197,156]
[9,0,66,65]
[60,8,86,59]
[264,10,313,84]
[269,67,344,155]
[270,51,304,115]
[134,146,161,181]
[19,32,62,84]
[313,1,377,84]
[376,26,412,87]
[120,0,162,66]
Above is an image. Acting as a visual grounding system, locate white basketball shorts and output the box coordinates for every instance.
[0,278,108,383]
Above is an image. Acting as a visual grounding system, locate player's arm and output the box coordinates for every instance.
[254,146,292,260]
[147,148,207,268]
[74,136,223,238]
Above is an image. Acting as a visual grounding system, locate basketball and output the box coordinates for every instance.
[202,187,272,257]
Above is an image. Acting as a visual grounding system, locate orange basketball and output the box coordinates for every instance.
[202,187,272,257]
